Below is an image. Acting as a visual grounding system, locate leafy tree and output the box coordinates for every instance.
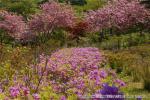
[0,0,39,18]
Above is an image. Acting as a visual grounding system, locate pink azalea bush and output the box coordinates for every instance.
[85,0,150,32]
[0,11,28,40]
[30,47,125,98]
[0,47,126,99]
[37,47,105,94]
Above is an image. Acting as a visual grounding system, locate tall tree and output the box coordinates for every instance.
[28,1,76,36]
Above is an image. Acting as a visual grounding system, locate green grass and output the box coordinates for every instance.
[105,44,150,100]
[124,82,150,100]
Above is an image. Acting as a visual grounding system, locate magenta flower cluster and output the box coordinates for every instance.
[2,47,125,99]
[9,86,20,98]
[33,93,40,100]
[9,84,30,98]
[35,47,124,96]
[37,48,104,94]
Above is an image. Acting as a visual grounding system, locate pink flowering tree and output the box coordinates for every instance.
[0,1,76,43]
[28,1,76,37]
[0,11,29,40]
[85,0,150,34]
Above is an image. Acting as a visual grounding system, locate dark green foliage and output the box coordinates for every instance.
[141,0,150,8]
[144,80,150,91]
[37,0,49,4]
[58,0,67,3]
[58,0,87,5]
[69,0,87,6]
[0,30,14,45]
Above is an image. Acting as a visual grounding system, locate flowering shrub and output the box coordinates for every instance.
[0,47,126,99]
[39,48,104,93]
[85,0,150,32]
[0,11,28,40]
[30,47,125,98]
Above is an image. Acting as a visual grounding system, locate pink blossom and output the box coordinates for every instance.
[33,93,40,100]
[115,79,126,87]
[22,87,30,96]
[9,86,20,98]
[60,95,66,100]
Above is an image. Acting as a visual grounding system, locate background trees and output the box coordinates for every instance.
[85,0,150,34]
[0,0,39,18]
[0,1,76,43]
[0,0,150,45]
